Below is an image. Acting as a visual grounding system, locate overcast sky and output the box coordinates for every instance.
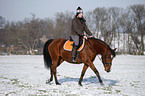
[0,0,145,22]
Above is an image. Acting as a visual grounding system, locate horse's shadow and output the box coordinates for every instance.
[58,76,119,86]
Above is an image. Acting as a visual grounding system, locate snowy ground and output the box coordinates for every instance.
[0,55,145,96]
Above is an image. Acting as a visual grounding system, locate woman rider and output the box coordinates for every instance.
[71,7,93,62]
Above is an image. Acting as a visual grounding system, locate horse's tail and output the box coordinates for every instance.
[43,39,54,69]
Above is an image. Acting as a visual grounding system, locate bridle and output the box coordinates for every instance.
[103,48,112,65]
[98,49,113,66]
[87,38,113,66]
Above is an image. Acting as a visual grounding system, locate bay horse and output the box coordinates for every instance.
[43,37,116,86]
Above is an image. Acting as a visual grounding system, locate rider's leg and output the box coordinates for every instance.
[71,45,78,62]
[70,35,79,63]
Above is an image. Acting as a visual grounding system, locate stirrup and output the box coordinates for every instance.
[71,57,77,63]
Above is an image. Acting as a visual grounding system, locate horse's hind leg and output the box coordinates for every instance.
[51,58,63,85]
[46,58,63,84]
[78,64,88,86]
[52,64,61,85]
[46,69,53,84]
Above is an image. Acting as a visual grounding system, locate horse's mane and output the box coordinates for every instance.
[89,37,116,57]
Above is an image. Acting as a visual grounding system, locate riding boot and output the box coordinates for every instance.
[71,45,77,63]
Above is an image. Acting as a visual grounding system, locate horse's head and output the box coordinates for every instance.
[101,48,117,73]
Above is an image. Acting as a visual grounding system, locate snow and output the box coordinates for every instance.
[0,55,145,96]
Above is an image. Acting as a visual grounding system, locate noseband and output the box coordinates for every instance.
[87,38,113,66]
[103,51,112,66]
[97,50,113,66]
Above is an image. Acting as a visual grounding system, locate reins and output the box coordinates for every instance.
[104,48,112,65]
[86,38,112,65]
[86,38,97,54]
[86,38,102,63]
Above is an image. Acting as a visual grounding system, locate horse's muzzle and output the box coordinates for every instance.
[106,69,111,73]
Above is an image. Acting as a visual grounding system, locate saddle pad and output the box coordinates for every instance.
[63,39,85,51]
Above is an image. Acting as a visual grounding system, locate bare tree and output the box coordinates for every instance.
[1,4,145,55]
[128,4,145,55]
[15,15,43,54]
[55,11,73,39]
[92,7,108,40]
[40,18,55,39]
[0,16,5,28]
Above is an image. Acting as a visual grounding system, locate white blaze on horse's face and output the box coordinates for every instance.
[111,55,114,59]
[105,48,117,73]
[102,53,114,73]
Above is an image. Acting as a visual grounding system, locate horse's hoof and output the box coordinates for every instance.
[78,83,83,86]
[46,80,52,84]
[56,83,61,85]
[100,82,104,86]
[46,81,49,84]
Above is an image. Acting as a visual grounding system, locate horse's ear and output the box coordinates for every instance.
[114,48,117,52]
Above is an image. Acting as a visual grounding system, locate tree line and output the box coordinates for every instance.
[0,4,144,55]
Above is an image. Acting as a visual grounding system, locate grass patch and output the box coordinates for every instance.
[10,78,20,84]
[5,92,16,96]
[115,90,121,93]
[38,90,47,93]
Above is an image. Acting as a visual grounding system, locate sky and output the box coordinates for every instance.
[0,0,145,22]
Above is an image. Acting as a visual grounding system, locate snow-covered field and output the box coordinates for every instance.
[0,55,145,96]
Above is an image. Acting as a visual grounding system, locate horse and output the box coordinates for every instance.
[43,37,116,86]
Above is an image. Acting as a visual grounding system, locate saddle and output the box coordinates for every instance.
[63,38,85,51]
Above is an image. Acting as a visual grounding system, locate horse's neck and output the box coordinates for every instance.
[89,38,107,54]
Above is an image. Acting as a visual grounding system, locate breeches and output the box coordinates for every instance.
[70,35,79,46]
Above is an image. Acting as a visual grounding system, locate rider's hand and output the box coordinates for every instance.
[89,35,93,38]
[83,36,88,39]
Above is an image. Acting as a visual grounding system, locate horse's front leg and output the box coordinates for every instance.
[78,64,88,86]
[88,61,103,85]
